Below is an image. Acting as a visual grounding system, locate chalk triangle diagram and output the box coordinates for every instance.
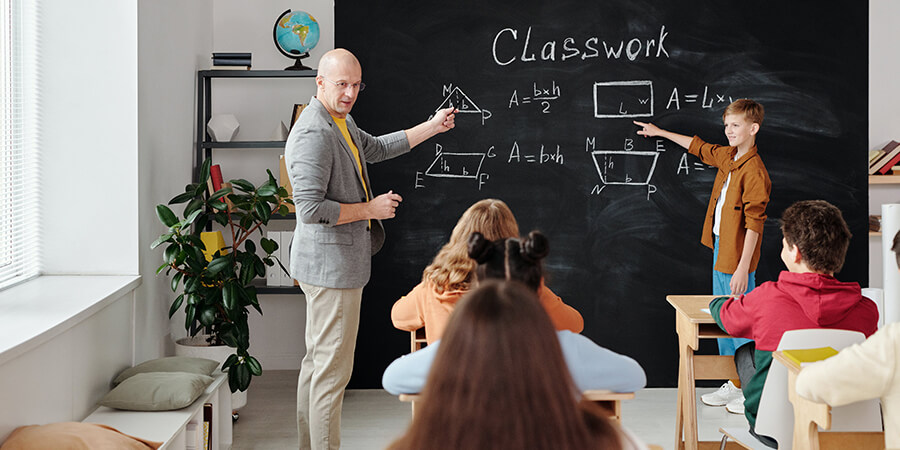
[436,87,483,114]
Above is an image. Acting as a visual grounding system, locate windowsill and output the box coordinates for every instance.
[0,275,142,366]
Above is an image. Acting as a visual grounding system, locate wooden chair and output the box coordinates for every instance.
[400,390,635,424]
[410,328,427,353]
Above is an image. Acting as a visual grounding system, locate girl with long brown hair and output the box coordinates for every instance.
[391,198,583,343]
[388,281,645,450]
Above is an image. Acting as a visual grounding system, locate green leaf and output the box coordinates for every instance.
[254,202,271,223]
[184,198,204,218]
[267,169,277,184]
[257,183,277,197]
[260,237,279,254]
[199,306,217,327]
[150,232,174,250]
[240,261,256,286]
[263,258,274,267]
[209,200,228,211]
[239,214,253,230]
[277,204,289,216]
[182,208,204,227]
[195,214,210,232]
[214,212,229,226]
[168,294,184,319]
[156,205,179,227]
[234,363,251,392]
[244,239,256,254]
[254,259,266,277]
[184,276,200,294]
[168,191,196,205]
[163,244,179,264]
[222,354,239,370]
[208,187,233,202]
[171,272,183,292]
[206,256,231,276]
[230,179,255,192]
[200,158,212,184]
[184,304,196,330]
[228,367,240,393]
[223,283,237,310]
[156,262,169,274]
[246,356,262,376]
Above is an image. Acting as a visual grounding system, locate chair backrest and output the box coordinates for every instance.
[860,287,885,329]
[754,328,880,450]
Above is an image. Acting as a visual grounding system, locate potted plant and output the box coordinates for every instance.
[151,158,293,393]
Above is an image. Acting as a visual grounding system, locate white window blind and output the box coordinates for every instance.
[0,0,40,290]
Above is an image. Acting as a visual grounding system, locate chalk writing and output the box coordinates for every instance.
[665,85,734,111]
[492,25,670,66]
[677,152,715,175]
[508,81,560,113]
[506,141,564,165]
[594,80,654,118]
[417,143,492,190]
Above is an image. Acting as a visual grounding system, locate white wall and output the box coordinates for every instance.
[867,0,900,289]
[39,0,139,275]
[0,293,133,441]
[136,0,213,363]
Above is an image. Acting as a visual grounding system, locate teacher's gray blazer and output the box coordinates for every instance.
[285,97,410,289]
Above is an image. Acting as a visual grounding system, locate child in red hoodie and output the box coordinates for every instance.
[709,200,878,448]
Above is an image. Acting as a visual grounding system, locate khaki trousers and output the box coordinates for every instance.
[297,283,363,450]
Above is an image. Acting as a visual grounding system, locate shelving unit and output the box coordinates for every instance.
[868,175,900,184]
[196,69,316,294]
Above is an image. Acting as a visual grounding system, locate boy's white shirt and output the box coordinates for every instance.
[712,154,740,236]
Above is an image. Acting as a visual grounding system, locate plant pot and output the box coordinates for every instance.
[175,335,248,411]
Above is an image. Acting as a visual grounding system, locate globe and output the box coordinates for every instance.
[273,9,320,70]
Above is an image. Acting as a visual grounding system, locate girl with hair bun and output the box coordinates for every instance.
[391,199,583,344]
[383,231,646,403]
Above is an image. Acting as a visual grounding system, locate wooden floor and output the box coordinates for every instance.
[232,370,748,450]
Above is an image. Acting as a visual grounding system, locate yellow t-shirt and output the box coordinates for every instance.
[332,116,369,201]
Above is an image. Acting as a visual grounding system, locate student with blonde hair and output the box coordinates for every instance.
[391,198,583,343]
[387,281,646,450]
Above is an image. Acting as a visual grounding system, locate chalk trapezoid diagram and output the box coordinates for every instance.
[425,152,486,179]
[436,87,484,114]
[590,150,659,185]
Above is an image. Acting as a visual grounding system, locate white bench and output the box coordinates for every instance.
[83,371,233,450]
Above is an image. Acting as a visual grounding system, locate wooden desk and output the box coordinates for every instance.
[399,390,634,424]
[668,295,740,450]
[772,351,884,450]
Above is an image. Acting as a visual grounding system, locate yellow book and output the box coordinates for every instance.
[782,346,839,367]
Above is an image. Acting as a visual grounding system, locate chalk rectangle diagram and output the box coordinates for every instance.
[593,80,653,118]
[591,151,659,185]
[425,152,486,179]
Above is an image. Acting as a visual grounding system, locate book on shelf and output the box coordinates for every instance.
[203,402,213,450]
[290,103,307,128]
[212,57,252,66]
[212,52,251,59]
[782,346,839,367]
[869,140,900,174]
[211,65,251,70]
[209,164,224,192]
[870,149,885,164]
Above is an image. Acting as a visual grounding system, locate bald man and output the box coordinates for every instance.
[284,48,456,449]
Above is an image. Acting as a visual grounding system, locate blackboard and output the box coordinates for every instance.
[335,0,868,388]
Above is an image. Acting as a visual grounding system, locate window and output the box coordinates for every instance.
[0,0,39,290]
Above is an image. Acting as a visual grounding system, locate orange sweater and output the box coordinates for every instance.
[391,279,584,344]
[688,136,771,274]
